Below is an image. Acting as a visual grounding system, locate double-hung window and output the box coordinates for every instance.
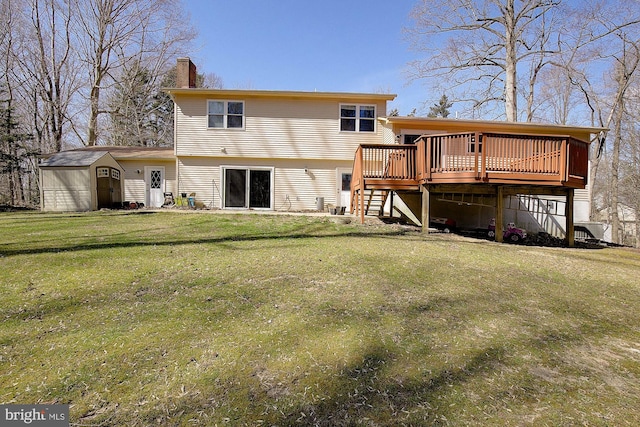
[208,100,244,129]
[340,104,376,132]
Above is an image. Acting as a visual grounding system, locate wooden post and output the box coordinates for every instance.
[566,188,575,247]
[496,186,504,243]
[421,185,430,233]
[474,132,481,180]
[358,147,365,224]
[360,188,365,224]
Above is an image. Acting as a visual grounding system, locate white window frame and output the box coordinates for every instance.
[207,100,245,129]
[220,166,274,210]
[339,104,376,133]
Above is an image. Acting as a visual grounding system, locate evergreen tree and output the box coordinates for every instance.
[427,94,453,118]
[0,86,35,205]
[108,64,211,147]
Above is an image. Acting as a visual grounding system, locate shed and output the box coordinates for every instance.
[39,151,125,211]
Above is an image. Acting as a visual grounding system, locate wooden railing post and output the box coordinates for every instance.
[481,133,487,180]
[358,146,365,224]
[560,137,568,183]
[425,136,432,181]
[350,146,360,215]
[416,138,424,181]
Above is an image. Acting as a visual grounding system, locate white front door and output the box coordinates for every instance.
[336,168,352,210]
[146,166,165,208]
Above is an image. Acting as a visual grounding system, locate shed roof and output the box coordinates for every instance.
[383,116,607,136]
[40,147,175,165]
[75,146,175,160]
[39,150,111,167]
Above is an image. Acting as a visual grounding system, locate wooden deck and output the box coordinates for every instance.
[350,131,590,234]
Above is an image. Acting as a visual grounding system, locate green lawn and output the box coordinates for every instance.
[1,211,639,426]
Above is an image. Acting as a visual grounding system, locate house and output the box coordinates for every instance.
[164,58,395,212]
[39,57,606,246]
[596,204,638,245]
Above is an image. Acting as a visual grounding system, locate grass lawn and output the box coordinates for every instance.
[1,210,639,426]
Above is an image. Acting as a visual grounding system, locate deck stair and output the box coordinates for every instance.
[364,189,389,216]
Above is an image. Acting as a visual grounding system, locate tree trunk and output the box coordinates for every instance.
[610,105,622,244]
[87,83,100,146]
[504,0,518,122]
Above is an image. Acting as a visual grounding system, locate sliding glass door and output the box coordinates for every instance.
[224,167,272,209]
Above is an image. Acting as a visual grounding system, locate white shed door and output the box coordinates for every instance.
[146,167,165,208]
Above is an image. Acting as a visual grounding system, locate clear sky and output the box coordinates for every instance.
[182,0,425,115]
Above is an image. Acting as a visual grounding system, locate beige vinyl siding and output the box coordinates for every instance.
[177,157,219,208]
[40,168,91,211]
[273,159,350,211]
[381,121,397,145]
[177,156,350,211]
[175,95,386,159]
[119,159,176,204]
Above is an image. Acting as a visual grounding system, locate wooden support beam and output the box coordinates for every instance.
[421,185,430,233]
[496,186,504,243]
[501,185,573,197]
[360,188,365,224]
[426,183,576,197]
[566,188,575,247]
[428,184,498,195]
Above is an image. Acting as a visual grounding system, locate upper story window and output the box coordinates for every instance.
[340,104,376,132]
[208,100,244,129]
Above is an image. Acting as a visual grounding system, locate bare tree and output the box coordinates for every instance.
[20,0,76,153]
[407,0,640,126]
[72,0,196,146]
[564,10,640,223]
[616,76,640,246]
[406,0,560,121]
[0,0,198,205]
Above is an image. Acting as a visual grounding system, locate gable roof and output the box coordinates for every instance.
[40,147,175,165]
[72,146,175,160]
[39,150,112,167]
[164,88,397,102]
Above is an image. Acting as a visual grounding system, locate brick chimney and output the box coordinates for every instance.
[176,57,196,88]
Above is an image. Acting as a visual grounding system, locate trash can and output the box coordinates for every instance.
[316,197,324,211]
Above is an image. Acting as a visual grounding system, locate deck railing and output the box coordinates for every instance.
[350,144,419,217]
[418,132,589,186]
[354,144,417,180]
[351,132,589,218]
[567,137,589,181]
